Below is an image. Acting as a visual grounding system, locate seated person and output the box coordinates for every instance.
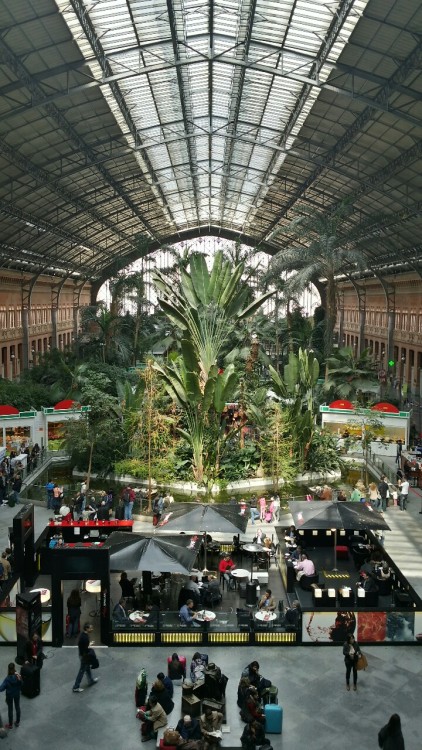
[168,653,185,681]
[258,589,276,611]
[119,571,136,599]
[337,489,347,502]
[241,661,270,698]
[294,553,316,580]
[185,575,202,606]
[237,676,251,711]
[200,707,223,750]
[289,544,303,562]
[137,696,167,742]
[179,599,200,627]
[241,720,266,750]
[113,598,130,625]
[148,677,174,715]
[190,651,208,682]
[357,570,379,593]
[283,600,301,630]
[176,715,202,742]
[202,576,222,606]
[218,554,236,589]
[157,671,173,699]
[242,687,265,724]
[253,529,266,545]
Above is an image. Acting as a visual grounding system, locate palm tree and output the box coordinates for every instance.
[324,347,379,401]
[267,203,366,358]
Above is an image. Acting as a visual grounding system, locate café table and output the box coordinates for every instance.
[254,611,277,623]
[129,611,149,624]
[193,609,216,622]
[229,568,249,590]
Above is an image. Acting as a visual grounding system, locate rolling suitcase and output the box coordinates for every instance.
[20,663,40,698]
[264,703,282,733]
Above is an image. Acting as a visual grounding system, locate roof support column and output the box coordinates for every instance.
[51,277,68,351]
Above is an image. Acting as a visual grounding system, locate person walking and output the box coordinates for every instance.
[0,663,22,728]
[258,495,266,521]
[72,622,98,693]
[11,474,22,505]
[378,713,405,750]
[395,439,403,465]
[342,634,362,691]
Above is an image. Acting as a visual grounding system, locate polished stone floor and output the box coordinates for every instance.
[0,642,418,749]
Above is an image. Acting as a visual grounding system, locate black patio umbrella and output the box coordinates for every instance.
[288,500,390,570]
[158,502,249,570]
[102,532,200,574]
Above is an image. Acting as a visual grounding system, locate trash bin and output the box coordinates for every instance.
[246,581,257,607]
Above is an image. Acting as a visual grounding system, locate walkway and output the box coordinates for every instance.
[365,454,422,604]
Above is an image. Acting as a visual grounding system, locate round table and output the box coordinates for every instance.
[254,611,277,622]
[230,568,249,589]
[129,611,149,624]
[194,609,216,622]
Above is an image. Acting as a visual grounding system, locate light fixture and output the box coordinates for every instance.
[30,587,50,604]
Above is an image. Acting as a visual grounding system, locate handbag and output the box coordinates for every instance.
[163,728,181,745]
[356,653,368,671]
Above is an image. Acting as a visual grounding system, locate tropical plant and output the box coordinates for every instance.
[269,348,320,467]
[324,347,378,401]
[266,203,366,358]
[304,429,345,474]
[0,378,52,411]
[152,252,273,490]
[261,402,298,490]
[62,374,124,483]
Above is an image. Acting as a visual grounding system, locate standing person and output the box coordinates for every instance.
[122,486,135,520]
[66,588,82,638]
[395,439,403,465]
[398,477,409,511]
[0,663,22,728]
[258,495,266,521]
[0,551,11,582]
[342,634,362,691]
[52,484,63,514]
[378,713,405,750]
[377,476,389,512]
[0,470,7,506]
[72,622,98,693]
[152,494,164,525]
[11,474,22,504]
[45,480,55,509]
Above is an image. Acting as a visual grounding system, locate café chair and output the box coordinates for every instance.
[299,572,319,590]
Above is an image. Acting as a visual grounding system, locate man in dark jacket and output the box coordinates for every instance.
[72,623,98,693]
[377,476,389,512]
[176,715,202,741]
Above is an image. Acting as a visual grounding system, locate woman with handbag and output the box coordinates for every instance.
[342,634,362,691]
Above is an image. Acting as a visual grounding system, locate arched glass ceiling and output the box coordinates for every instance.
[0,0,420,282]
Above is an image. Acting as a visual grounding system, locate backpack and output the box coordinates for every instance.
[136,668,147,690]
[0,562,4,578]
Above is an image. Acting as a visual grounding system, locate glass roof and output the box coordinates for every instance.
[0,0,420,280]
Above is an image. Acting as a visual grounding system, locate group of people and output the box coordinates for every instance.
[135,652,226,749]
[248,494,280,525]
[45,478,116,520]
[349,474,409,512]
[0,443,42,505]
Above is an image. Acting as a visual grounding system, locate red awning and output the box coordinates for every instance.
[0,405,19,416]
[328,400,355,410]
[53,399,78,410]
[371,402,400,413]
